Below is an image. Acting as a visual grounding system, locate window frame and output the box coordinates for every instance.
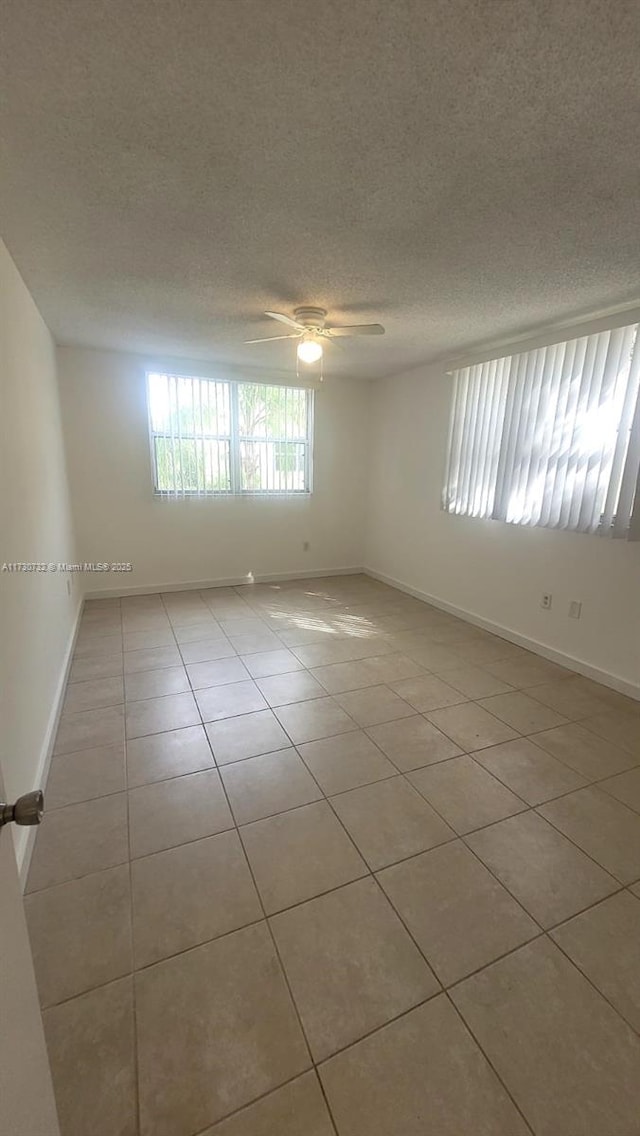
[147,372,314,498]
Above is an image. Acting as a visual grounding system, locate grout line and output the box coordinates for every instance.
[443,990,537,1135]
[549,911,640,1038]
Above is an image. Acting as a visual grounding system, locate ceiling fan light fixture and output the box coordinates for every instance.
[297,336,323,364]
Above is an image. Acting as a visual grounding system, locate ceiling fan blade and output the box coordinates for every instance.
[265,311,306,331]
[326,323,385,337]
[244,334,301,344]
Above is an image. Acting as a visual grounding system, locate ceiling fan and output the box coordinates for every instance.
[245,307,385,363]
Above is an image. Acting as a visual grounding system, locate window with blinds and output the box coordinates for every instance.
[147,373,313,496]
[443,322,640,540]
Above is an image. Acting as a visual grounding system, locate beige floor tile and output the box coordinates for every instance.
[319,995,530,1136]
[54,704,125,755]
[388,630,447,655]
[297,730,396,794]
[452,937,640,1136]
[206,709,291,764]
[436,664,514,699]
[467,811,617,927]
[365,714,462,772]
[221,748,322,824]
[539,786,640,883]
[125,691,200,738]
[452,638,520,666]
[271,877,438,1061]
[531,721,637,780]
[73,633,123,660]
[46,743,126,809]
[241,800,366,913]
[291,640,383,668]
[229,630,282,655]
[185,656,250,689]
[551,891,640,1032]
[43,978,136,1136]
[202,593,254,617]
[201,1072,334,1136]
[426,702,518,752]
[402,643,463,671]
[27,794,129,892]
[581,710,640,755]
[274,696,358,744]
[378,841,537,985]
[129,768,233,857]
[591,687,640,717]
[121,595,163,611]
[408,755,527,834]
[389,674,468,713]
[523,677,612,720]
[487,655,570,688]
[277,626,338,649]
[63,675,124,714]
[256,670,326,707]
[335,684,415,727]
[477,691,568,734]
[173,619,225,642]
[196,680,267,722]
[331,776,454,870]
[360,653,428,684]
[127,724,214,787]
[132,830,261,967]
[136,923,309,1136]
[123,628,176,652]
[123,644,183,673]
[240,648,305,678]
[25,865,132,1008]
[79,614,122,637]
[599,766,640,813]
[179,637,236,663]
[122,612,170,634]
[473,737,588,805]
[124,664,190,701]
[310,659,381,694]
[218,616,271,636]
[69,653,124,683]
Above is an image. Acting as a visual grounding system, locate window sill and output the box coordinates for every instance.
[152,491,313,500]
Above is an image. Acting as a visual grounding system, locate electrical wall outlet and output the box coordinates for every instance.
[568,600,582,619]
[540,593,552,610]
[303,541,310,551]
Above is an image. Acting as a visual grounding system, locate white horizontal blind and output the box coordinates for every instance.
[443,323,640,539]
[147,373,313,497]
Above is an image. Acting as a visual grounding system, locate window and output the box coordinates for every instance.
[147,373,313,496]
[443,322,640,540]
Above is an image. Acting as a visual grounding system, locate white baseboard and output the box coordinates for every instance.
[364,566,640,702]
[18,595,85,889]
[85,566,365,599]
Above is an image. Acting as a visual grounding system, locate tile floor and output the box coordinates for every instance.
[24,574,640,1136]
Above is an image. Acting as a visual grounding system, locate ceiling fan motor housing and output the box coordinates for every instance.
[294,306,327,330]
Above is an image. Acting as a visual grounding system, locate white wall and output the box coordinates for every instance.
[365,364,640,694]
[0,241,80,868]
[57,347,369,593]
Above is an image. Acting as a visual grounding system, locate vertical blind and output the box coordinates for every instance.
[147,373,313,497]
[443,322,640,539]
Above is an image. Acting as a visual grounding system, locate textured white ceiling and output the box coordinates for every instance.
[1,0,639,380]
